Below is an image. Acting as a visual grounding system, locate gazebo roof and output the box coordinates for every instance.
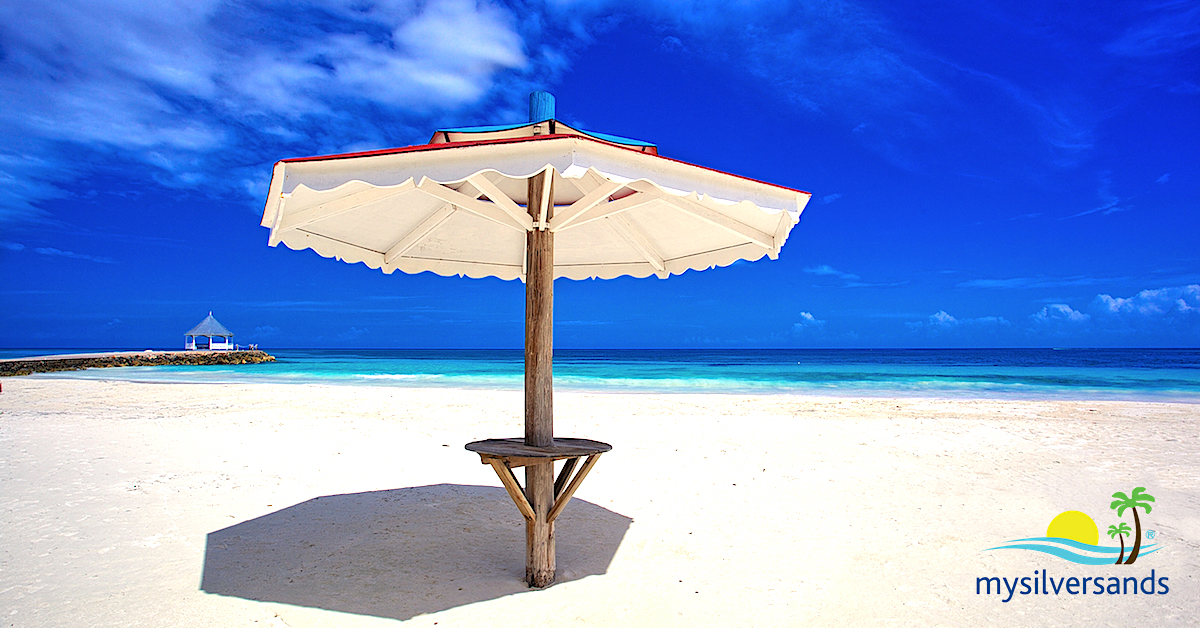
[185,312,233,337]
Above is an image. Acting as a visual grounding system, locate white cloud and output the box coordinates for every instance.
[820,193,843,204]
[928,310,958,327]
[2,241,115,263]
[1020,285,1200,339]
[0,0,534,222]
[1157,173,1170,184]
[805,264,860,281]
[791,311,826,333]
[1092,285,1199,322]
[908,310,1009,333]
[338,326,370,340]
[1030,303,1091,325]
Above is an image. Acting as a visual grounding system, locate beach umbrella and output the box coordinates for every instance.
[261,93,810,587]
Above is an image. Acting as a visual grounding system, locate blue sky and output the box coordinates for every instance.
[1,0,1197,349]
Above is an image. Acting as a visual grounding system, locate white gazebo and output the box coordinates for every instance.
[185,312,234,351]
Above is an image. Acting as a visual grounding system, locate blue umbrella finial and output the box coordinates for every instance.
[530,92,555,123]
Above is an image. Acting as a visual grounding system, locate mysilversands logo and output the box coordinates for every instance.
[977,486,1169,602]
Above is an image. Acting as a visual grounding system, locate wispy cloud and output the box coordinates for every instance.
[337,326,370,341]
[907,310,1010,334]
[1157,173,1171,184]
[1105,2,1200,58]
[958,274,1119,289]
[932,57,1095,168]
[1030,303,1091,325]
[549,0,955,170]
[2,241,116,263]
[1062,173,1131,219]
[805,264,860,281]
[820,193,843,204]
[0,0,538,223]
[791,311,826,334]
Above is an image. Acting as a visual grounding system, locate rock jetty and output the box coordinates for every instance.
[0,350,276,377]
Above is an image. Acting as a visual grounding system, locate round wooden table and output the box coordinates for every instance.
[465,437,611,525]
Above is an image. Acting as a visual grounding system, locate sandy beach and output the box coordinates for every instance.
[1,377,1197,627]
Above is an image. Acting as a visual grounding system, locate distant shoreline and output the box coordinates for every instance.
[5,347,1197,402]
[0,350,275,377]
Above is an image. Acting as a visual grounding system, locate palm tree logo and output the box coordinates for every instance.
[985,486,1161,565]
[1110,487,1156,565]
[1106,522,1131,564]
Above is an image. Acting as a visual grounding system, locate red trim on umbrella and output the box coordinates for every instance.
[278,134,811,196]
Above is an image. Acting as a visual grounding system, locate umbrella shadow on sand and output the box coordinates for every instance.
[200,484,632,621]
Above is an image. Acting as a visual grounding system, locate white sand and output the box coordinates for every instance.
[1,378,1197,627]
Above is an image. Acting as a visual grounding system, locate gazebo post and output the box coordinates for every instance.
[524,166,556,588]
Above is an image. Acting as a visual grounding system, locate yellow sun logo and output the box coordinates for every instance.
[987,488,1159,565]
[1046,510,1098,545]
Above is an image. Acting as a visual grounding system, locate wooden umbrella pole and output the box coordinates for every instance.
[524,169,555,588]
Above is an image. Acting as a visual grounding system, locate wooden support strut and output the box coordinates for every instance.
[475,451,606,525]
[547,454,601,523]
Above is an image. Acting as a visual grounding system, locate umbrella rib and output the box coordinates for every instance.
[416,178,532,232]
[287,229,521,274]
[661,242,766,275]
[535,168,553,229]
[769,210,795,260]
[291,229,386,266]
[608,214,665,272]
[662,195,774,249]
[466,173,530,231]
[383,203,455,265]
[554,192,655,233]
[274,180,417,239]
[548,179,625,232]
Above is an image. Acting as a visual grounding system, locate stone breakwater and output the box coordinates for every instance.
[0,350,276,377]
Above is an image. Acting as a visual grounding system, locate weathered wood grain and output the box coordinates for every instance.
[547,454,602,523]
[465,438,612,460]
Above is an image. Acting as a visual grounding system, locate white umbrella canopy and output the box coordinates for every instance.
[261,93,810,588]
[262,120,808,281]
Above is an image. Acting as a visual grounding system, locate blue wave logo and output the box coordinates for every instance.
[985,487,1161,565]
[986,537,1161,565]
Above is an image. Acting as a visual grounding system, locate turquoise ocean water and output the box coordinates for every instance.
[4,348,1199,401]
